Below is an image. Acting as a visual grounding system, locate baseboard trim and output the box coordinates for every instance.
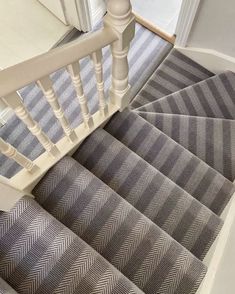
[133,12,175,44]
[175,46,235,74]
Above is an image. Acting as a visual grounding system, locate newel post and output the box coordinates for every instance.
[104,0,135,110]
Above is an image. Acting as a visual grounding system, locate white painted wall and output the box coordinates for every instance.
[187,0,235,58]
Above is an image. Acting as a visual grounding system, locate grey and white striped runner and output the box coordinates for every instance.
[33,156,207,294]
[73,128,222,259]
[0,196,144,294]
[137,71,235,118]
[131,49,214,109]
[105,110,235,215]
[0,23,171,179]
[138,112,235,181]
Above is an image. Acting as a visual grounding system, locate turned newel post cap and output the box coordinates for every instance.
[107,0,132,24]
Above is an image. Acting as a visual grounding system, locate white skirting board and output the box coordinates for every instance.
[175,46,235,74]
[196,191,235,294]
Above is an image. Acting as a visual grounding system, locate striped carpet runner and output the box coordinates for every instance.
[1,49,235,293]
[130,49,214,109]
[0,197,143,294]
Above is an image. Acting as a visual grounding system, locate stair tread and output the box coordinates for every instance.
[137,71,235,120]
[131,48,214,109]
[0,196,143,294]
[105,110,235,215]
[73,129,222,259]
[33,156,206,294]
[138,112,235,181]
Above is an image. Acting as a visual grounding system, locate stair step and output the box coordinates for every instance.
[138,112,235,181]
[105,110,235,215]
[137,71,235,120]
[0,196,143,294]
[73,129,222,259]
[131,48,214,109]
[33,156,206,294]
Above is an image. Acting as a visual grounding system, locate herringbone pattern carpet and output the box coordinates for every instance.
[33,156,206,294]
[0,197,143,294]
[131,49,214,109]
[0,49,234,294]
[73,129,222,259]
[105,110,235,215]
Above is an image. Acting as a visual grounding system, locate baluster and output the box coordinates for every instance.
[67,62,94,128]
[104,0,135,110]
[2,92,59,157]
[37,76,77,142]
[0,138,38,173]
[91,50,108,117]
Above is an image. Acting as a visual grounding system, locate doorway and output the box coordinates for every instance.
[131,0,183,43]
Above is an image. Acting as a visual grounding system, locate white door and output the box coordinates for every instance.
[38,0,106,31]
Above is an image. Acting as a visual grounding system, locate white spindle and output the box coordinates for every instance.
[67,62,94,128]
[3,92,59,157]
[0,138,38,173]
[104,0,135,110]
[91,50,108,117]
[37,76,77,142]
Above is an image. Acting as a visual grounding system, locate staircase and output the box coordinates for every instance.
[0,46,235,293]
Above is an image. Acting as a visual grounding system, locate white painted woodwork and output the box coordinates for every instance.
[104,0,135,110]
[9,102,119,193]
[0,0,72,69]
[176,46,235,74]
[175,0,201,47]
[0,98,13,126]
[0,138,38,173]
[37,76,77,142]
[2,92,59,156]
[39,0,106,31]
[88,0,107,27]
[196,192,235,294]
[67,62,94,128]
[63,0,92,31]
[38,0,68,25]
[0,178,26,212]
[0,0,134,210]
[0,28,117,98]
[91,50,108,116]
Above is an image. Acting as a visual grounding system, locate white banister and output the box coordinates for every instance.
[37,76,77,142]
[0,0,135,199]
[0,138,39,173]
[104,0,135,110]
[67,62,94,128]
[91,50,108,117]
[2,92,59,157]
[0,28,118,98]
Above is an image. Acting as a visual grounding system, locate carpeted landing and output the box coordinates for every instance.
[1,48,235,293]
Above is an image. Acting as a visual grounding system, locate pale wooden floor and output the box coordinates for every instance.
[131,0,182,36]
[0,0,72,69]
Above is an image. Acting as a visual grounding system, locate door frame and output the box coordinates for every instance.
[38,0,92,31]
[38,0,106,32]
[175,0,201,47]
